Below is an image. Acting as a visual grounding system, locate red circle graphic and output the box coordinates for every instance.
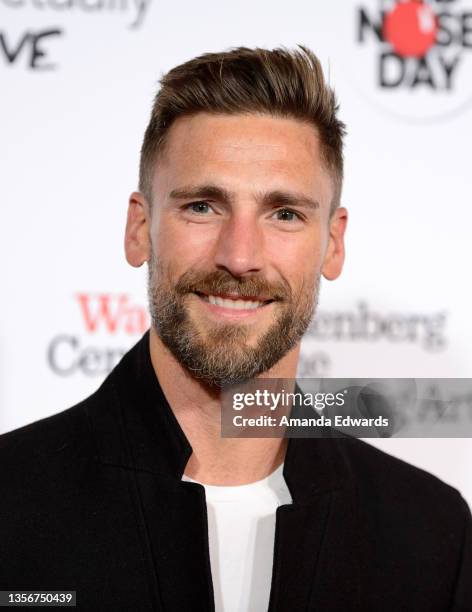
[383,1,438,58]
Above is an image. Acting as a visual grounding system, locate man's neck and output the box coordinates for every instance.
[149,327,300,486]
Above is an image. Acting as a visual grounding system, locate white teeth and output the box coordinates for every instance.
[207,295,264,310]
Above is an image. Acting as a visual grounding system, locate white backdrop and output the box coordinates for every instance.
[2,0,471,505]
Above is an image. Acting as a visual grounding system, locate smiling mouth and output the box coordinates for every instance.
[194,291,275,311]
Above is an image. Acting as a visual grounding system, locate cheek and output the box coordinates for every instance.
[153,216,216,270]
[266,227,325,277]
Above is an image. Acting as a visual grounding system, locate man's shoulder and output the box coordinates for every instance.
[0,391,102,491]
[336,436,472,609]
[0,334,142,468]
[1,401,87,448]
[336,434,470,520]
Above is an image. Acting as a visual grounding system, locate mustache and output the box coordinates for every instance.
[174,269,292,301]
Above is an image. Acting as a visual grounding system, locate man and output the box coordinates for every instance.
[0,46,470,611]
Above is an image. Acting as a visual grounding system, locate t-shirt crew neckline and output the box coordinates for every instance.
[181,463,288,500]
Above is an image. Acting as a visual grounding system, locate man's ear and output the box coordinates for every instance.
[124,191,151,267]
[321,206,348,281]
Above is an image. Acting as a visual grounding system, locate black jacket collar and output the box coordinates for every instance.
[86,331,361,611]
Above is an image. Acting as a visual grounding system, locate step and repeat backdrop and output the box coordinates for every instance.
[2,0,471,504]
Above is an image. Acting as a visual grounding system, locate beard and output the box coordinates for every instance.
[147,252,320,388]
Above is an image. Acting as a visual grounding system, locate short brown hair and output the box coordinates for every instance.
[139,45,346,213]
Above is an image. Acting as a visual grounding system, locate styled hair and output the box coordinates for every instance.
[139,45,346,213]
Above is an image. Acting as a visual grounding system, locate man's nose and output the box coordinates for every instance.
[213,213,265,277]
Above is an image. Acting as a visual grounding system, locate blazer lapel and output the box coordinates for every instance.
[87,332,215,611]
[133,473,215,611]
[269,436,361,611]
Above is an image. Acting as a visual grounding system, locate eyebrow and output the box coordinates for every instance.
[169,184,233,204]
[169,183,320,211]
[260,190,320,211]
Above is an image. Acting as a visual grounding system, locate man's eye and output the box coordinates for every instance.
[186,201,212,214]
[273,208,301,222]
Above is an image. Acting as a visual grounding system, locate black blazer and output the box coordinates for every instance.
[1,332,471,611]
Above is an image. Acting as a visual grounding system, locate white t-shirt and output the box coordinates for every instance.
[182,464,293,612]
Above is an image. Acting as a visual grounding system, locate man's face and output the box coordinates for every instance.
[134,113,346,386]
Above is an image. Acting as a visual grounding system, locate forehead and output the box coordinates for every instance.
[153,112,332,205]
